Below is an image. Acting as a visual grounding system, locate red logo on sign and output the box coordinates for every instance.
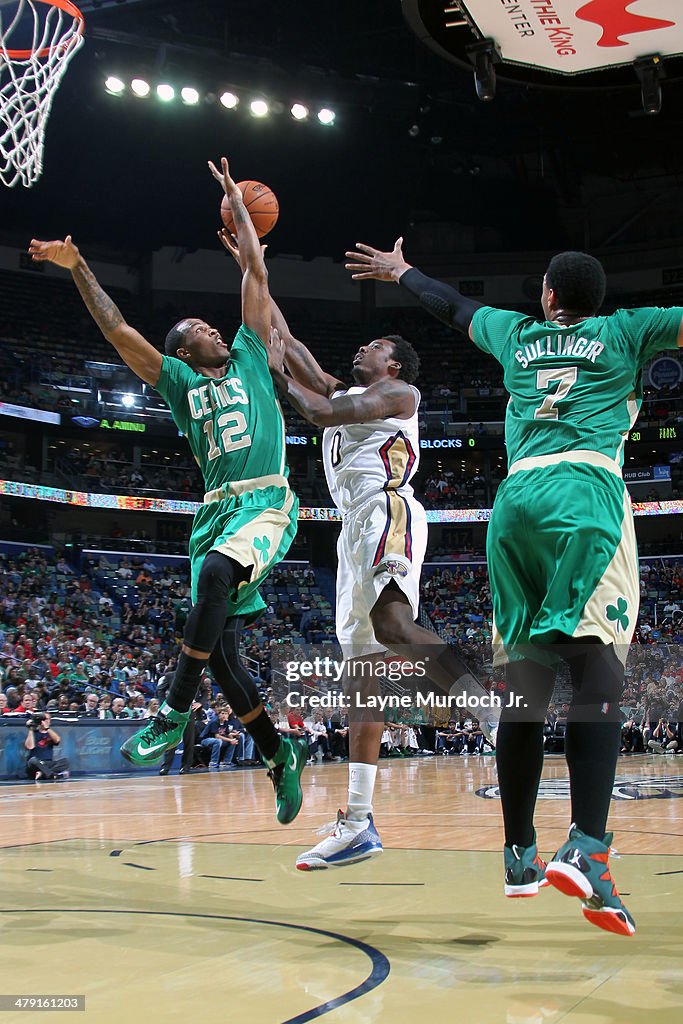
[576,0,675,48]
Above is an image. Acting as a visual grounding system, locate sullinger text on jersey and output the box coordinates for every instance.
[514,334,604,369]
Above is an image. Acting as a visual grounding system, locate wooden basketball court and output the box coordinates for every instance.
[2,755,682,1023]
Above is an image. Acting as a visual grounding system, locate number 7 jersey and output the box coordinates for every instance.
[154,323,290,493]
[471,305,683,467]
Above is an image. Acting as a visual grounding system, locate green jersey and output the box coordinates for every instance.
[155,323,289,493]
[471,305,682,466]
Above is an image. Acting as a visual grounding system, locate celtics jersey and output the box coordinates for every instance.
[471,305,683,467]
[155,323,289,493]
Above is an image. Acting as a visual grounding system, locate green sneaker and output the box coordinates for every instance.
[504,831,548,897]
[120,702,190,766]
[545,824,635,937]
[265,736,308,825]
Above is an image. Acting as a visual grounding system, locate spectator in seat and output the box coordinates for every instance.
[326,712,349,759]
[3,686,25,713]
[80,692,100,717]
[111,697,131,719]
[144,698,160,719]
[308,712,332,762]
[200,708,239,769]
[225,704,256,764]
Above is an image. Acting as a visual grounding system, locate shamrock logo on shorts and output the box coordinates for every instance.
[606,597,629,633]
[253,535,271,564]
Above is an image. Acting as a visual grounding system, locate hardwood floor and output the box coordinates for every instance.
[1,755,681,1023]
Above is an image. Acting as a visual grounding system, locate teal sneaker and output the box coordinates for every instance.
[545,824,635,937]
[504,832,548,897]
[120,702,190,766]
[265,736,308,825]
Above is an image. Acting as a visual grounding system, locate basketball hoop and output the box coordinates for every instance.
[0,0,84,188]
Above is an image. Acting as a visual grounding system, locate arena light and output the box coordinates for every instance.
[634,55,663,116]
[181,87,200,106]
[104,76,125,96]
[466,39,501,103]
[156,83,175,102]
[220,91,239,109]
[291,102,309,121]
[131,78,150,98]
[317,107,336,126]
[121,394,136,408]
[249,98,269,118]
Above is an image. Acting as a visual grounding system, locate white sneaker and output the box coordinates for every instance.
[480,717,499,748]
[296,810,383,871]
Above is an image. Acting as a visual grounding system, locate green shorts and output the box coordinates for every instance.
[487,462,638,665]
[189,479,299,625]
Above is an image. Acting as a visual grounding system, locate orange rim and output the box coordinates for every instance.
[2,0,84,60]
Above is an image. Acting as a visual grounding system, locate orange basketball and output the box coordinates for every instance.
[220,180,279,238]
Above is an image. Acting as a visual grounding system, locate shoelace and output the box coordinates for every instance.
[315,811,344,837]
[142,715,174,741]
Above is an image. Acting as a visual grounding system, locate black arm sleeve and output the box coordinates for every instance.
[399,267,483,335]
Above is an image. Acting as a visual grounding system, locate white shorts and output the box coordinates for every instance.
[335,491,428,658]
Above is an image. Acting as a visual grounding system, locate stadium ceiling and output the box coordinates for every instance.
[2,0,683,257]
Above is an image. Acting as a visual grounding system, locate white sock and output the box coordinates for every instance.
[346,762,377,822]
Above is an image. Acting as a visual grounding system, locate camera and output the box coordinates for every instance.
[26,712,47,729]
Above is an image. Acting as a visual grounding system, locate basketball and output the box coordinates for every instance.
[220,180,279,238]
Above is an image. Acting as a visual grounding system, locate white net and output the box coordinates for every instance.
[0,0,84,188]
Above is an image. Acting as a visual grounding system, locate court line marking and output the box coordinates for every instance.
[339,882,425,887]
[0,909,390,1023]
[198,874,264,882]
[554,968,621,1023]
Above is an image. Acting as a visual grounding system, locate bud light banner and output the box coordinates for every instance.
[0,720,158,780]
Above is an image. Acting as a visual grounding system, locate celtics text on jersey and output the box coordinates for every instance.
[154,323,289,494]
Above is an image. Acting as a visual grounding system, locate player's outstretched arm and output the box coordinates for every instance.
[28,236,162,385]
[268,330,413,426]
[345,237,483,339]
[209,157,269,347]
[217,228,342,396]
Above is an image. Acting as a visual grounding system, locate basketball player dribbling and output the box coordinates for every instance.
[265,306,499,870]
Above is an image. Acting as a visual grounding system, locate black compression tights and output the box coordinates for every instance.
[496,644,625,847]
[209,617,280,762]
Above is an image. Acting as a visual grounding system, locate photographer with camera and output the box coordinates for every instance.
[25,712,70,781]
[647,718,679,754]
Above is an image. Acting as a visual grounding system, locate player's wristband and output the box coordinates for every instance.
[398,267,482,334]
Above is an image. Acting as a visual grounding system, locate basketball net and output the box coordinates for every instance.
[0,0,84,188]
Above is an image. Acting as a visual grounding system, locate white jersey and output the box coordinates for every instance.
[321,384,421,515]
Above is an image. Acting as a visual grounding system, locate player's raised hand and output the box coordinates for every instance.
[218,229,267,270]
[217,228,241,264]
[208,156,241,200]
[267,326,286,375]
[344,237,411,283]
[28,235,80,270]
